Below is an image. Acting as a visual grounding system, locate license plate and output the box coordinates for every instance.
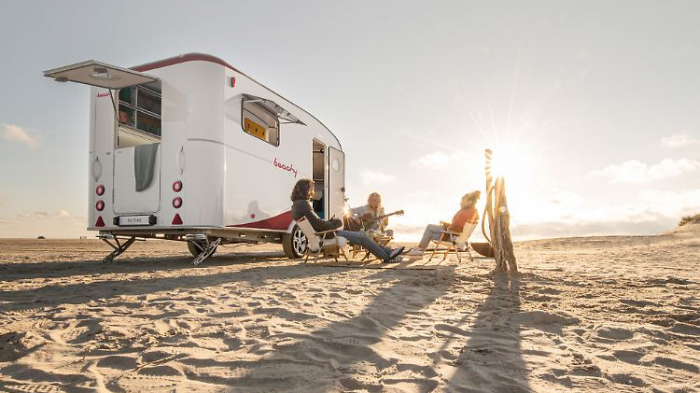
[117,215,154,226]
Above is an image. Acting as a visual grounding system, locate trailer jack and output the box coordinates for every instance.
[191,237,222,266]
[99,235,137,263]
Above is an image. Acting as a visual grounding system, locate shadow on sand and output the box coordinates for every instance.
[445,275,531,392]
[0,250,288,283]
[0,254,333,314]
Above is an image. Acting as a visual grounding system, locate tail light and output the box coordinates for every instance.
[96,200,105,211]
[96,184,105,196]
[173,181,183,192]
[173,197,182,208]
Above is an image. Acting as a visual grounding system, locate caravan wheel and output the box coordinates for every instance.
[188,240,217,257]
[282,225,307,259]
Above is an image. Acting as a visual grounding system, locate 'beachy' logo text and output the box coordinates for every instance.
[97,92,110,98]
[273,158,298,178]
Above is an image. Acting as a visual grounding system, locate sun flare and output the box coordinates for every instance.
[489,145,533,181]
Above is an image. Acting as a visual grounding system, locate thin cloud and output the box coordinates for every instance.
[662,130,699,148]
[1,123,40,148]
[411,151,450,170]
[16,211,71,219]
[590,158,700,183]
[360,169,396,185]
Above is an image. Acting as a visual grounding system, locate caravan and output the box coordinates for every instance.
[45,53,345,263]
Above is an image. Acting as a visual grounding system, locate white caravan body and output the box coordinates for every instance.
[45,53,345,257]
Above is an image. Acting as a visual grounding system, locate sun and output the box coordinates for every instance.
[489,144,533,181]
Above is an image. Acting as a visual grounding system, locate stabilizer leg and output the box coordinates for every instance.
[192,237,222,266]
[100,236,136,263]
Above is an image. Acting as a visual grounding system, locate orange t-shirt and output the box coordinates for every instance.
[449,207,478,232]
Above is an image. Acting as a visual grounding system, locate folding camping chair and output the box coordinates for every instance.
[296,217,349,264]
[350,233,393,263]
[427,222,477,263]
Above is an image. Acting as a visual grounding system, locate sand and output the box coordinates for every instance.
[0,225,699,392]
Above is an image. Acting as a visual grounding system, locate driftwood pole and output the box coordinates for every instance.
[484,149,518,274]
[483,149,496,244]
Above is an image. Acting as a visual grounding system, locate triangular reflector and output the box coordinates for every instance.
[95,216,105,227]
[172,214,183,225]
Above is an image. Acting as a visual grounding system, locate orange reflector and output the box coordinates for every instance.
[172,214,183,225]
[95,216,105,227]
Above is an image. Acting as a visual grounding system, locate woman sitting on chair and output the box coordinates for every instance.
[407,190,480,257]
[290,179,404,263]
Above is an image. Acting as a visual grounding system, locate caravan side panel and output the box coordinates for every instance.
[181,61,226,227]
[222,70,311,229]
[88,87,116,230]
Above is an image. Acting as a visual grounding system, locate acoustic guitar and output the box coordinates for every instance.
[343,210,405,231]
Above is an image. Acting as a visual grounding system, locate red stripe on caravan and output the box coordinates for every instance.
[228,211,293,231]
[131,53,242,73]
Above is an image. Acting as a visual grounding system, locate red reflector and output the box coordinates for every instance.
[173,181,183,192]
[96,184,105,196]
[231,77,236,87]
[96,200,105,211]
[172,214,183,225]
[95,216,105,227]
[173,197,182,208]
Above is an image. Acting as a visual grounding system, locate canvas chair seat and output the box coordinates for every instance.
[428,222,477,263]
[296,217,349,264]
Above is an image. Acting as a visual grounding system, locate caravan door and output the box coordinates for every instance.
[45,60,162,216]
[113,84,162,214]
[328,147,345,219]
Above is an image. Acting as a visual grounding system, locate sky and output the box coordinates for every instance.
[1,1,699,241]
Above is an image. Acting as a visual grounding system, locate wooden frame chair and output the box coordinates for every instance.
[350,233,393,263]
[295,217,349,264]
[427,222,477,263]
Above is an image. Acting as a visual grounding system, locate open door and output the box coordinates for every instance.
[46,60,163,219]
[328,147,345,220]
[44,60,158,89]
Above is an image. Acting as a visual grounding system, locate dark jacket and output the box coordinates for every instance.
[291,199,341,232]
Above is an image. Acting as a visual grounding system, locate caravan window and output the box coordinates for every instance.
[116,83,162,148]
[241,97,280,146]
[240,95,304,146]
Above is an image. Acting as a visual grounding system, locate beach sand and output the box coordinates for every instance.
[0,225,698,392]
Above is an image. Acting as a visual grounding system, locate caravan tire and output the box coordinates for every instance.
[283,225,307,259]
[187,240,217,258]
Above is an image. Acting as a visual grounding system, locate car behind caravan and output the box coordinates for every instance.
[45,53,345,263]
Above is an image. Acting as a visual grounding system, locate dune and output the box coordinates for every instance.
[0,225,698,392]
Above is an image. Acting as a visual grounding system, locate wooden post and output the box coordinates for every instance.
[493,177,518,273]
[483,149,495,244]
[484,149,518,275]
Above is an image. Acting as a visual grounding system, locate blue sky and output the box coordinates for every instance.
[1,1,699,240]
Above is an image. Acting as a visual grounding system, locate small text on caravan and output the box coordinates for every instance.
[273,158,298,178]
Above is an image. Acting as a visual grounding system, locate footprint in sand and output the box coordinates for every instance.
[47,319,103,345]
[0,381,66,393]
[110,373,181,392]
[595,326,635,340]
[605,373,647,387]
[612,349,645,364]
[649,356,700,373]
[97,355,139,370]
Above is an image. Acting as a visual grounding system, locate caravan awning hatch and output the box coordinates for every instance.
[242,94,305,125]
[44,60,159,89]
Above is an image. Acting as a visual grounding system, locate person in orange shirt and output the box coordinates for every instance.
[407,190,480,257]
